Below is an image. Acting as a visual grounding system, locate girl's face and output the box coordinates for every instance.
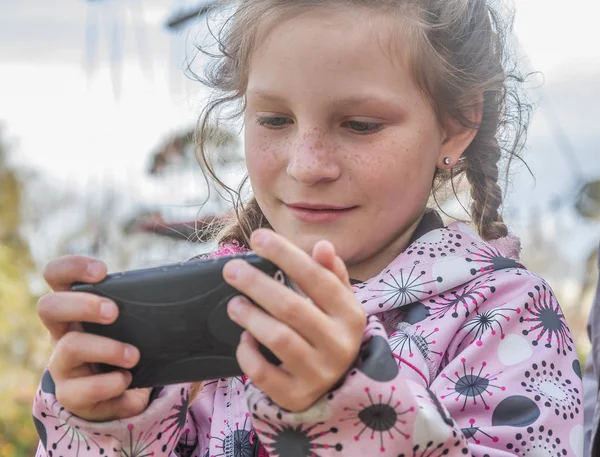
[245,8,473,280]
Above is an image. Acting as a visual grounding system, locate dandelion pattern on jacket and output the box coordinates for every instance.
[32,222,584,457]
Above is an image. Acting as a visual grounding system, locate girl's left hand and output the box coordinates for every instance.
[223,229,367,412]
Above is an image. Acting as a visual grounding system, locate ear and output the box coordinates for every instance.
[437,95,483,169]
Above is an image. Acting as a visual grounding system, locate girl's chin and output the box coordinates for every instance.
[281,232,352,258]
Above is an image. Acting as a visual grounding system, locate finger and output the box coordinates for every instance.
[37,292,118,343]
[312,240,336,269]
[56,370,134,421]
[312,241,350,286]
[50,332,139,380]
[332,256,351,286]
[248,229,352,316]
[43,255,106,292]
[224,262,330,345]
[228,297,322,377]
[236,332,302,409]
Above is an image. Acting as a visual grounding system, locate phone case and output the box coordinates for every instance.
[72,253,286,388]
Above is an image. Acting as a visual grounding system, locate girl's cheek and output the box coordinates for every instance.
[246,144,280,185]
[247,131,286,167]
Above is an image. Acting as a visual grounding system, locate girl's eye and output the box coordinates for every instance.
[256,116,292,128]
[344,120,383,134]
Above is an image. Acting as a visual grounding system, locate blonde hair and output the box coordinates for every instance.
[189,0,531,399]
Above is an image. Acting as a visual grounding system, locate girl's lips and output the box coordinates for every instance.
[285,203,357,223]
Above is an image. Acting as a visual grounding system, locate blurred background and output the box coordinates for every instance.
[0,0,598,455]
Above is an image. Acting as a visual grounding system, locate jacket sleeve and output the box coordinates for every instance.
[585,244,600,457]
[583,351,596,457]
[32,371,216,457]
[245,273,584,457]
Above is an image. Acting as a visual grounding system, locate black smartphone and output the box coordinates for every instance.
[71,253,288,388]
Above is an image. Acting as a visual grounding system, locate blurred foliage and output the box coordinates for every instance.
[0,129,50,457]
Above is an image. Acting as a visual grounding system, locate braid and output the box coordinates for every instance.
[422,0,529,241]
[463,101,509,240]
[466,159,508,240]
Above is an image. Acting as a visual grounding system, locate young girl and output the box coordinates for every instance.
[32,1,584,456]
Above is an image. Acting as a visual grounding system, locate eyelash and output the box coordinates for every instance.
[255,116,384,134]
[342,120,383,134]
[256,116,291,128]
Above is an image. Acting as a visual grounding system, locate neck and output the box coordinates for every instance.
[346,213,425,282]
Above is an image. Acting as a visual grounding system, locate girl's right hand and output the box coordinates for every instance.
[37,255,151,422]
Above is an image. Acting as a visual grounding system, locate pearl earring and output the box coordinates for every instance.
[443,157,452,166]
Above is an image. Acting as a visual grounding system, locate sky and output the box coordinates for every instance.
[0,0,599,264]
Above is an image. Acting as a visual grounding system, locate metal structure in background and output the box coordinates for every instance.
[84,0,153,99]
[82,0,217,97]
[165,0,217,30]
[79,0,225,252]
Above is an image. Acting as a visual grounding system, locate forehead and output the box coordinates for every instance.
[247,6,419,97]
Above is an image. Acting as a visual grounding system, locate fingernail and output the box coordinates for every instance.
[124,345,138,364]
[228,297,244,318]
[100,300,117,320]
[87,261,104,278]
[252,230,269,247]
[122,370,133,386]
[224,261,242,280]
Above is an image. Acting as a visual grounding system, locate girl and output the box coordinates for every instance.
[32,1,584,456]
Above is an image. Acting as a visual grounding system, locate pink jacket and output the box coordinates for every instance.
[32,221,584,457]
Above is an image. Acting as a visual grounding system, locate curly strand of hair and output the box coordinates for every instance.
[189,382,203,404]
[218,196,272,248]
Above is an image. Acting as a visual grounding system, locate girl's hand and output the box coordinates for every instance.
[223,229,367,412]
[37,255,151,421]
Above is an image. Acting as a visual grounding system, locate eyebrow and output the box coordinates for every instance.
[246,90,289,104]
[247,89,406,111]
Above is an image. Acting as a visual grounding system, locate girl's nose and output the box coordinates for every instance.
[286,133,341,185]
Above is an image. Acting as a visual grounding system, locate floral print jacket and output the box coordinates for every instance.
[32,220,584,457]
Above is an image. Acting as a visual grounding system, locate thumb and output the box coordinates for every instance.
[92,387,152,421]
[117,388,153,419]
